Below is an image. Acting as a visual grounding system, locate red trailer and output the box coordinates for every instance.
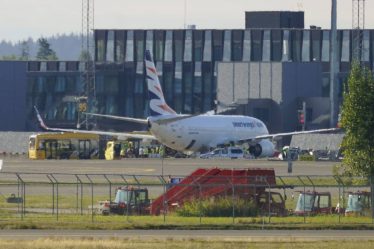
[150,167,285,215]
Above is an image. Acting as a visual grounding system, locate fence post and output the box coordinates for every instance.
[15,174,24,220]
[85,174,94,223]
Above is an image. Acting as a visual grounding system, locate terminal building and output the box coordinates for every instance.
[2,11,374,134]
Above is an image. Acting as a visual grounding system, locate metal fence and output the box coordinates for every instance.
[0,172,373,225]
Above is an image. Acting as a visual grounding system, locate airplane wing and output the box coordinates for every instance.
[84,112,148,124]
[34,106,155,140]
[237,128,341,144]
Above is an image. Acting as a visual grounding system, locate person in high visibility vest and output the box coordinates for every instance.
[143,147,149,158]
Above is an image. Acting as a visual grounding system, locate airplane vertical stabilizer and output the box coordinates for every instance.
[145,50,176,117]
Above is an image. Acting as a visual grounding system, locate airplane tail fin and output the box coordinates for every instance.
[145,50,176,117]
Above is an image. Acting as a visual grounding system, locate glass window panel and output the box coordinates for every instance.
[222,30,231,61]
[271,30,282,61]
[55,77,66,93]
[125,30,134,62]
[164,31,173,62]
[59,62,66,72]
[194,30,203,61]
[135,31,145,61]
[322,74,330,97]
[282,30,290,61]
[174,30,184,62]
[252,30,262,61]
[202,63,212,112]
[106,30,115,62]
[95,75,104,94]
[242,30,251,61]
[184,30,193,62]
[193,62,202,113]
[106,96,118,115]
[105,75,119,94]
[341,30,350,62]
[302,30,311,62]
[154,30,164,61]
[232,30,243,61]
[95,30,106,62]
[311,30,322,61]
[146,30,154,53]
[163,63,174,105]
[174,62,183,113]
[321,30,330,62]
[115,30,125,63]
[362,30,370,62]
[212,30,223,61]
[183,62,193,113]
[203,30,212,62]
[262,30,271,62]
[291,30,302,62]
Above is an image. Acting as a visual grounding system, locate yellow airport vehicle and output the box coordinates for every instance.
[29,132,101,160]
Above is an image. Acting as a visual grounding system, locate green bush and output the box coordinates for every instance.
[176,197,258,217]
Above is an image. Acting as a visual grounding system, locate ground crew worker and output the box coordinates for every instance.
[143,147,149,158]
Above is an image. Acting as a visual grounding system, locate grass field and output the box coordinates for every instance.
[0,238,374,249]
[0,214,374,230]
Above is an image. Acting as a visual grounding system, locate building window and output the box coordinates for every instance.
[212,30,223,61]
[154,30,164,61]
[125,31,134,62]
[341,30,350,62]
[262,30,271,62]
[203,30,212,62]
[202,63,213,112]
[96,30,106,62]
[135,31,145,62]
[163,63,174,106]
[271,30,282,61]
[321,30,330,62]
[282,30,290,61]
[106,30,115,62]
[222,30,231,62]
[232,30,243,61]
[301,30,310,62]
[291,30,302,62]
[242,30,251,61]
[194,30,203,61]
[311,30,322,61]
[164,31,173,62]
[145,30,153,52]
[251,30,262,61]
[183,62,193,113]
[184,30,193,62]
[115,30,125,63]
[174,30,184,62]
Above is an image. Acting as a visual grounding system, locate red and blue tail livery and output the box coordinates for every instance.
[145,50,176,117]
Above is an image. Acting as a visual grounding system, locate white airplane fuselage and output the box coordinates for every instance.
[149,114,269,153]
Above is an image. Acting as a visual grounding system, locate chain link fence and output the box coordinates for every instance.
[0,172,373,226]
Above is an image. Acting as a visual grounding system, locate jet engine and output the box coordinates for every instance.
[248,139,275,158]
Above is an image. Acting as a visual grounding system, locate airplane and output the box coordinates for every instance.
[35,50,339,157]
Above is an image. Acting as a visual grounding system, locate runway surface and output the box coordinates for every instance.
[1,157,336,176]
[0,229,373,241]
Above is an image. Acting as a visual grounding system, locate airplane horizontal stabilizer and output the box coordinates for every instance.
[34,106,155,140]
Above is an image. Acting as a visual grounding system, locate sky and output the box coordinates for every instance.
[0,0,373,42]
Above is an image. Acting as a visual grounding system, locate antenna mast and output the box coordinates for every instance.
[78,0,96,129]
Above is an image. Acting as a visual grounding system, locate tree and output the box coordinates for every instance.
[340,63,374,177]
[79,49,92,61]
[36,37,58,60]
[19,40,30,60]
